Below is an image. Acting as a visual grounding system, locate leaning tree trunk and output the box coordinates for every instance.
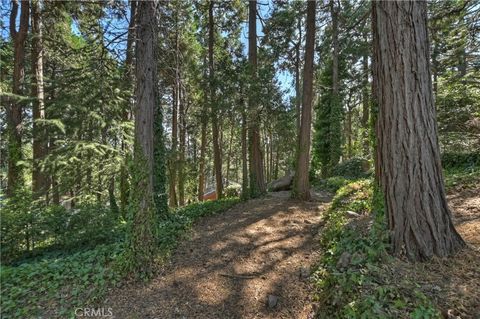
[372,0,465,261]
[31,0,48,200]
[127,0,163,273]
[248,0,266,197]
[7,0,29,197]
[293,0,316,200]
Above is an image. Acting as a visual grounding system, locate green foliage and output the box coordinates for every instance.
[313,176,353,193]
[312,180,441,318]
[224,184,241,198]
[441,151,480,169]
[332,157,371,179]
[1,198,239,318]
[1,194,123,265]
[312,62,344,177]
[1,243,123,319]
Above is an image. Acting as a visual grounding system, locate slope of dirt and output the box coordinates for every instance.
[103,191,332,319]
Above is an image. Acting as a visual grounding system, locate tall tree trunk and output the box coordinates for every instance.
[209,0,223,199]
[295,16,302,137]
[120,0,137,217]
[248,0,266,198]
[128,0,162,272]
[225,121,234,183]
[31,0,47,200]
[293,0,316,201]
[331,0,339,99]
[178,85,186,206]
[169,85,178,207]
[241,110,249,200]
[7,0,29,197]
[372,0,465,261]
[361,33,370,157]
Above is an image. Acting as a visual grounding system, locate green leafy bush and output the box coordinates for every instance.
[1,200,123,265]
[224,184,241,197]
[332,157,371,178]
[314,176,352,192]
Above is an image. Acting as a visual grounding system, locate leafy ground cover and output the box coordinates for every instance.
[312,167,480,318]
[0,198,239,319]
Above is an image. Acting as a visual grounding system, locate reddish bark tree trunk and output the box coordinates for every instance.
[209,0,223,199]
[248,0,266,197]
[293,0,316,200]
[7,0,29,196]
[31,0,47,200]
[372,0,465,261]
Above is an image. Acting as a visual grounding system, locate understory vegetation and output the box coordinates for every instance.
[312,156,480,318]
[0,198,239,319]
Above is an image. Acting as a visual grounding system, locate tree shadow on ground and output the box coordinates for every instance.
[103,194,331,319]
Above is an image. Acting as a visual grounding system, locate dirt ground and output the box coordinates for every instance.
[103,191,332,319]
[102,184,480,319]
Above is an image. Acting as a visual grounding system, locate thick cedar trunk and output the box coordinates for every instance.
[293,0,316,200]
[31,0,47,200]
[7,0,29,197]
[372,0,465,261]
[248,0,265,197]
[129,0,160,270]
[209,1,223,199]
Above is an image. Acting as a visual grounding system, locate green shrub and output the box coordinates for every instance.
[332,157,371,178]
[1,200,124,265]
[224,184,241,197]
[314,176,352,192]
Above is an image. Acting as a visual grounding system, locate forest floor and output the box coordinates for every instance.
[104,190,333,319]
[103,179,480,319]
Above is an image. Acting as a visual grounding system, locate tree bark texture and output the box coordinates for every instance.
[372,0,465,261]
[248,0,266,197]
[31,0,48,199]
[293,0,316,201]
[7,0,29,197]
[128,0,160,271]
[209,0,223,199]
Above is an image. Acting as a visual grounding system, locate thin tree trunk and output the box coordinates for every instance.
[241,110,249,200]
[169,85,178,207]
[209,0,223,199]
[293,0,316,201]
[7,0,29,197]
[120,0,137,217]
[31,0,47,200]
[361,33,370,157]
[372,0,465,261]
[225,121,234,183]
[178,85,186,206]
[248,0,266,197]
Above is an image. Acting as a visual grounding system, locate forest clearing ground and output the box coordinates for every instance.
[104,190,332,319]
